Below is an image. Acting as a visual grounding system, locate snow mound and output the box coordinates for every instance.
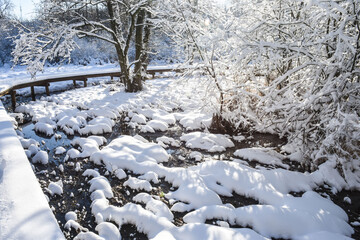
[139,171,159,184]
[189,151,203,161]
[72,136,106,158]
[66,148,81,160]
[147,120,169,132]
[91,135,169,167]
[78,117,114,135]
[124,176,152,192]
[32,150,49,164]
[47,180,63,196]
[55,146,66,155]
[140,124,155,133]
[65,211,77,221]
[153,112,176,125]
[234,147,289,169]
[57,115,86,135]
[96,222,121,240]
[180,132,234,152]
[133,193,173,221]
[131,113,147,124]
[89,176,114,199]
[34,122,56,136]
[19,137,39,148]
[176,111,212,130]
[156,136,181,147]
[183,191,353,239]
[83,169,101,178]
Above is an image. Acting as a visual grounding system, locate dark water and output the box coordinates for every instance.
[17,118,360,240]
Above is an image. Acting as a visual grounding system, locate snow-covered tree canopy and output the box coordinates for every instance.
[158,0,360,188]
[0,0,12,19]
[12,0,154,92]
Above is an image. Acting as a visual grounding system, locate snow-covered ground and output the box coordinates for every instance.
[0,63,179,96]
[0,102,64,240]
[0,66,358,239]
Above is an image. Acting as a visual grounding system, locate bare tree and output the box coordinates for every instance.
[0,0,12,19]
[12,0,153,92]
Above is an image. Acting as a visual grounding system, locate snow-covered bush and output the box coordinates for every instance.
[159,0,360,188]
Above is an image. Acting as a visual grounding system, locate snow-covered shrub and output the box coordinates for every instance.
[160,0,360,189]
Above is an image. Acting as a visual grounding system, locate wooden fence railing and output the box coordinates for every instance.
[0,67,182,110]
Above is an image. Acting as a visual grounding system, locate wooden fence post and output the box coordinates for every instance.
[11,90,16,110]
[45,83,50,96]
[31,86,35,101]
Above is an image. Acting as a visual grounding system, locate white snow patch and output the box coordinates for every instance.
[89,176,114,199]
[139,171,159,184]
[65,211,77,221]
[234,147,289,169]
[124,177,153,192]
[55,146,66,155]
[32,150,49,164]
[96,222,121,240]
[140,124,155,133]
[176,111,212,130]
[156,136,180,147]
[34,122,56,136]
[133,193,174,221]
[47,180,63,196]
[131,113,147,124]
[180,132,234,152]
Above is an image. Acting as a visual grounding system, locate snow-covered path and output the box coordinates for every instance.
[0,102,64,240]
[0,73,357,239]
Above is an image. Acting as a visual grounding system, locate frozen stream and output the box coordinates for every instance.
[8,77,359,239]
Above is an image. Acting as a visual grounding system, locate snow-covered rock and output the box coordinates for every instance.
[234,147,289,169]
[34,122,56,136]
[124,177,152,192]
[55,146,66,155]
[32,150,49,164]
[47,180,63,196]
[130,113,147,124]
[180,132,234,152]
[147,119,169,132]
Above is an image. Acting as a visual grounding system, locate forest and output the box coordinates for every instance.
[0,0,359,240]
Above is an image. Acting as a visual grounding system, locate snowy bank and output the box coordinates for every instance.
[0,101,64,240]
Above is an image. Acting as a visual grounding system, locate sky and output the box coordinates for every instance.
[12,0,40,20]
[11,0,229,20]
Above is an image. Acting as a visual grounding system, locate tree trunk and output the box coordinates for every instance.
[106,0,135,92]
[141,10,152,71]
[132,9,145,92]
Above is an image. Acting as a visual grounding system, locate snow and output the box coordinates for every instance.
[124,177,153,192]
[89,176,114,199]
[234,147,289,169]
[72,136,107,158]
[1,68,356,239]
[189,151,203,161]
[34,122,56,136]
[130,113,147,124]
[147,119,169,132]
[96,222,121,240]
[176,111,212,130]
[47,180,63,196]
[133,193,174,221]
[180,132,235,152]
[140,124,155,133]
[55,146,67,155]
[32,150,49,164]
[343,196,351,204]
[65,211,77,221]
[156,136,181,148]
[0,102,64,240]
[139,171,160,184]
